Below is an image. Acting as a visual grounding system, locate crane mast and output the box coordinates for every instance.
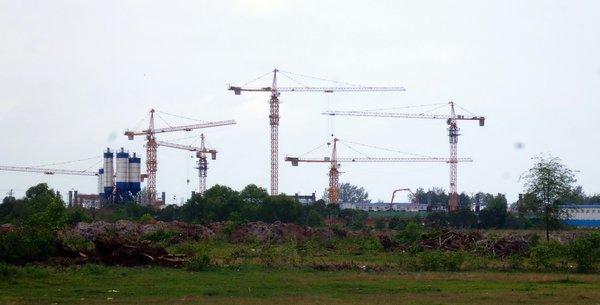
[285,138,472,204]
[198,134,209,194]
[126,109,235,206]
[323,102,485,211]
[229,69,405,196]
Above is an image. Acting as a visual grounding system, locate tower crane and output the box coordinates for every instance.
[125,109,235,206]
[228,69,405,196]
[323,102,485,211]
[156,134,217,194]
[285,138,472,204]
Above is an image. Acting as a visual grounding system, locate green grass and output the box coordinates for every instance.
[2,265,600,304]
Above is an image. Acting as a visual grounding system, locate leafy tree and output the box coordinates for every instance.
[520,155,577,240]
[306,209,325,227]
[240,184,269,204]
[412,187,449,209]
[337,182,370,203]
[388,216,407,230]
[478,195,508,229]
[259,195,303,223]
[156,204,180,222]
[339,208,368,226]
[425,211,449,228]
[449,208,477,228]
[457,193,473,210]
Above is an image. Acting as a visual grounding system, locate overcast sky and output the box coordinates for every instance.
[1,0,599,204]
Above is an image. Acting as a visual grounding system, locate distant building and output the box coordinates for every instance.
[291,193,317,206]
[559,204,600,227]
[340,202,428,212]
[75,194,102,209]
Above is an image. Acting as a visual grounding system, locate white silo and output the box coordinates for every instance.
[102,148,114,198]
[98,168,104,194]
[115,148,129,196]
[128,152,141,196]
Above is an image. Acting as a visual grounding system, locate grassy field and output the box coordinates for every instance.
[2,265,600,305]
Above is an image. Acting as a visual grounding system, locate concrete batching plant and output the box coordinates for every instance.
[98,148,141,203]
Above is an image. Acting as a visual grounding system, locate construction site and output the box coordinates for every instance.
[0,69,486,211]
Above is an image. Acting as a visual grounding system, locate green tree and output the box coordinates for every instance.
[338,182,370,203]
[478,195,508,229]
[412,187,449,209]
[425,211,449,228]
[458,192,473,210]
[240,184,269,204]
[449,208,477,228]
[520,155,577,241]
[260,195,303,223]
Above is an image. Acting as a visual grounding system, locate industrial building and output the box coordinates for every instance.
[560,204,600,227]
[341,202,428,212]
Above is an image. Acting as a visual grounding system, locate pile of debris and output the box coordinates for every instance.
[475,235,532,258]
[420,230,483,251]
[229,221,336,244]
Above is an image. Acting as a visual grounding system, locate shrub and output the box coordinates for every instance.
[142,229,177,244]
[187,253,211,272]
[388,217,406,230]
[139,213,154,222]
[418,250,465,271]
[0,228,59,263]
[349,221,366,230]
[567,233,600,273]
[0,261,19,278]
[374,218,386,230]
[419,250,445,271]
[529,241,565,271]
[395,221,421,244]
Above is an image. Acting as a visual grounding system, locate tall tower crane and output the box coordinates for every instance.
[323,102,485,211]
[157,134,217,195]
[285,138,472,204]
[125,109,235,206]
[228,69,405,196]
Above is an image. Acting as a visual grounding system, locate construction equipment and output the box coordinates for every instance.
[389,188,418,211]
[323,102,485,211]
[0,165,98,176]
[125,109,235,206]
[157,134,217,194]
[285,138,472,204]
[228,69,405,196]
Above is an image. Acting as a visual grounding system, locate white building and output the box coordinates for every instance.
[559,204,600,227]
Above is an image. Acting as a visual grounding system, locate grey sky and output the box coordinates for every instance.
[1,0,599,204]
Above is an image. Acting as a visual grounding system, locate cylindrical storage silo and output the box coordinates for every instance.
[103,148,114,198]
[116,148,129,196]
[98,168,104,195]
[128,152,141,196]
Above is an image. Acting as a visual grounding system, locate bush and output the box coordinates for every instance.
[395,221,421,244]
[0,228,59,263]
[0,261,19,278]
[529,241,565,271]
[388,217,406,230]
[349,221,366,230]
[418,250,465,271]
[567,233,600,273]
[142,229,177,244]
[374,218,386,230]
[187,253,211,272]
